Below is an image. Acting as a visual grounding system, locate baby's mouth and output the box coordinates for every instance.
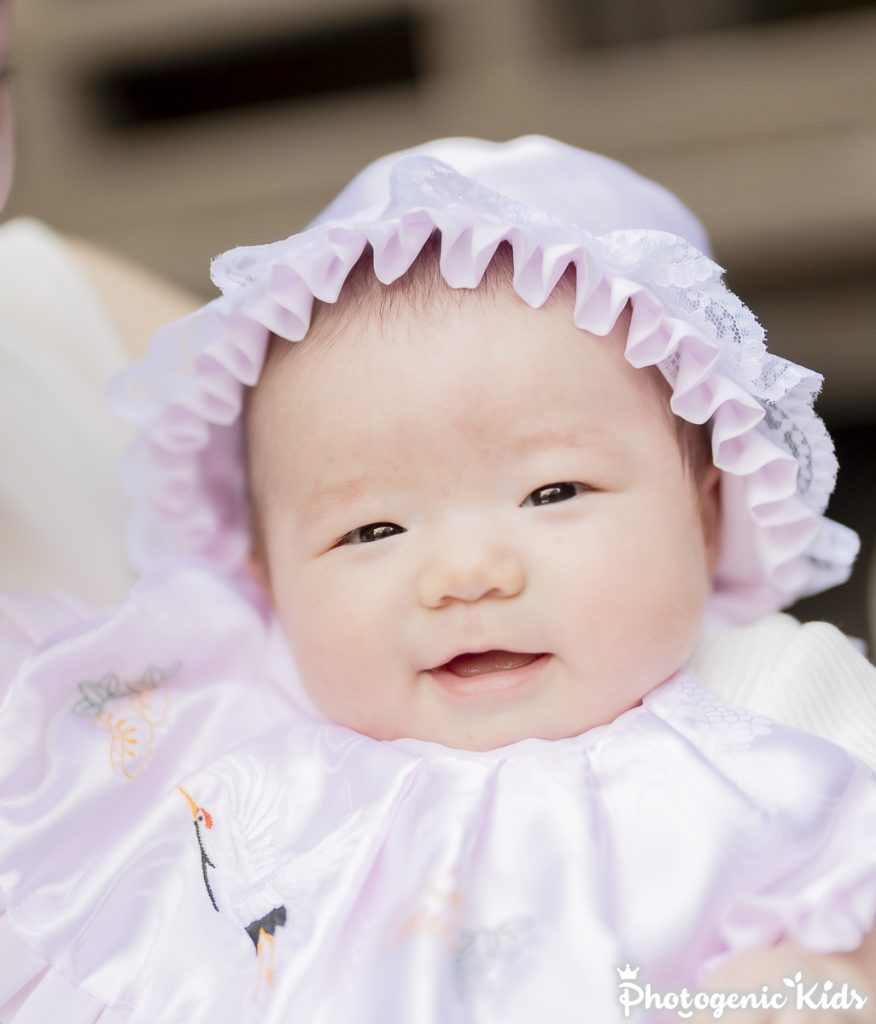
[440,650,544,677]
[429,650,551,699]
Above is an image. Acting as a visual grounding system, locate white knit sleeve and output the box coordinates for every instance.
[690,614,876,770]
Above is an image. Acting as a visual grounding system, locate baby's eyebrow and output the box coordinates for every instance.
[511,429,633,458]
[297,474,372,527]
[513,430,583,452]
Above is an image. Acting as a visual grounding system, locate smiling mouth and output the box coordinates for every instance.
[429,650,551,698]
[441,650,544,677]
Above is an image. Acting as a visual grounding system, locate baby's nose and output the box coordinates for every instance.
[417,545,525,608]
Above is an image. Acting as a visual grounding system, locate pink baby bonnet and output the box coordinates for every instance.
[108,135,859,623]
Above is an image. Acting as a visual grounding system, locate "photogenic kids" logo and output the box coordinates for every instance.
[616,964,869,1019]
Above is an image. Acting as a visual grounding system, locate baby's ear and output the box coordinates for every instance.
[699,464,722,576]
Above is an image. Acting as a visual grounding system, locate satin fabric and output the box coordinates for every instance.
[1,567,874,1023]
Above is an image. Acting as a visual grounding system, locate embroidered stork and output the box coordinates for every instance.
[177,785,287,993]
[176,762,363,1003]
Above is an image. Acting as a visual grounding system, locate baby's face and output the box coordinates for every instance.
[247,287,718,751]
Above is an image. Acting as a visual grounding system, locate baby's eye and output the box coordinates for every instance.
[338,522,406,546]
[522,482,589,507]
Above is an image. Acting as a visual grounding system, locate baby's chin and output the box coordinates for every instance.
[339,700,647,753]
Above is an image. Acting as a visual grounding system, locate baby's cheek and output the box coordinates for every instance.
[605,531,707,677]
[276,583,395,730]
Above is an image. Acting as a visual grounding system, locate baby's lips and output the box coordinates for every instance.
[440,650,544,678]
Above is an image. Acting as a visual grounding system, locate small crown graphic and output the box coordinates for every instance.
[616,964,640,981]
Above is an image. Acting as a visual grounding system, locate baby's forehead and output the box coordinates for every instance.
[258,271,663,417]
[247,262,706,491]
[246,238,695,483]
[252,286,676,467]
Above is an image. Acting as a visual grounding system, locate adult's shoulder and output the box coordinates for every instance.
[64,232,200,360]
[0,218,200,359]
[0,219,200,604]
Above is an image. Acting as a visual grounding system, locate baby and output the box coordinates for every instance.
[0,136,875,1023]
[244,237,720,754]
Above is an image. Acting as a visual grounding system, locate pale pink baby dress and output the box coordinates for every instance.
[1,137,875,1022]
[0,567,874,1023]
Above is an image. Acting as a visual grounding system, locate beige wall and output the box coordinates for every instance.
[6,0,876,420]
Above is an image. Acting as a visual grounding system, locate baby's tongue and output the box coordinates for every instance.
[444,651,539,677]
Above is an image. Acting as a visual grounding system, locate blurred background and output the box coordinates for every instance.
[5,0,876,642]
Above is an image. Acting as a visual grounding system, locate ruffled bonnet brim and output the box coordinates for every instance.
[107,136,859,623]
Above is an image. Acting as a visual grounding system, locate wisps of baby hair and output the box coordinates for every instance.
[253,232,713,487]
